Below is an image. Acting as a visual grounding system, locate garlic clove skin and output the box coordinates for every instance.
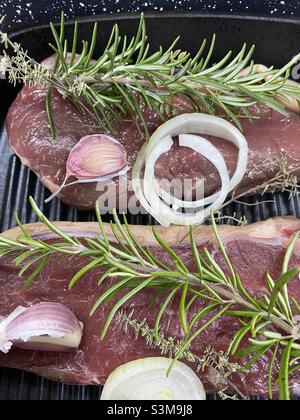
[67,134,127,179]
[0,306,27,353]
[0,302,83,354]
[45,134,128,204]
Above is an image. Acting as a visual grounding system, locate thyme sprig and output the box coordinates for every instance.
[221,157,300,211]
[247,155,300,198]
[1,197,300,399]
[2,13,300,138]
[116,310,247,399]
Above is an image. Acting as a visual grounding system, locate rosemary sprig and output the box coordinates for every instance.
[2,13,300,139]
[1,197,300,399]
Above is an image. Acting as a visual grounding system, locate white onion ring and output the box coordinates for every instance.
[145,113,248,192]
[132,113,248,227]
[132,144,170,227]
[152,134,231,209]
[143,136,230,225]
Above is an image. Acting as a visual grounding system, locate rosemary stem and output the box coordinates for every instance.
[2,240,296,337]
[206,281,295,336]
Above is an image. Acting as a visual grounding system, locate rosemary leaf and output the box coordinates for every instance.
[100,277,154,341]
[279,340,294,400]
[154,287,180,340]
[268,341,279,400]
[22,254,51,291]
[268,268,300,316]
[68,256,104,290]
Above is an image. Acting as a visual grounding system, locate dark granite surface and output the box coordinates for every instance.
[0,0,299,33]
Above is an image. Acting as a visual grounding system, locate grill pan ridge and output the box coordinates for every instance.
[0,13,300,400]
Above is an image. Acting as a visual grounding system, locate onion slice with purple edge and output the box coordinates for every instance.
[0,302,83,353]
[132,113,248,227]
[45,134,128,203]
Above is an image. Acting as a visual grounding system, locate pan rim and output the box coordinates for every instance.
[7,11,300,39]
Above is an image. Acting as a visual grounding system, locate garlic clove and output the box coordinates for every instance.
[0,302,83,353]
[45,134,128,203]
[14,331,83,352]
[67,134,127,179]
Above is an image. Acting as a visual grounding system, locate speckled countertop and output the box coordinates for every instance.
[0,0,299,32]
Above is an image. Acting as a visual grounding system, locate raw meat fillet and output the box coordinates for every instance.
[1,217,300,396]
[6,58,300,210]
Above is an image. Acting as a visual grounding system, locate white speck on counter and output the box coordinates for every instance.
[0,0,299,32]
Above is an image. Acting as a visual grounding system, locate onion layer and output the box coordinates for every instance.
[101,357,206,400]
[0,302,83,353]
[132,113,248,226]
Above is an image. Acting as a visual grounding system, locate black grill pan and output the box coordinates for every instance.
[0,12,300,400]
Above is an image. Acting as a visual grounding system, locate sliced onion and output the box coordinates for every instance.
[145,113,248,192]
[0,302,83,353]
[101,357,206,400]
[132,113,248,226]
[143,136,230,225]
[132,144,170,227]
[150,134,231,208]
